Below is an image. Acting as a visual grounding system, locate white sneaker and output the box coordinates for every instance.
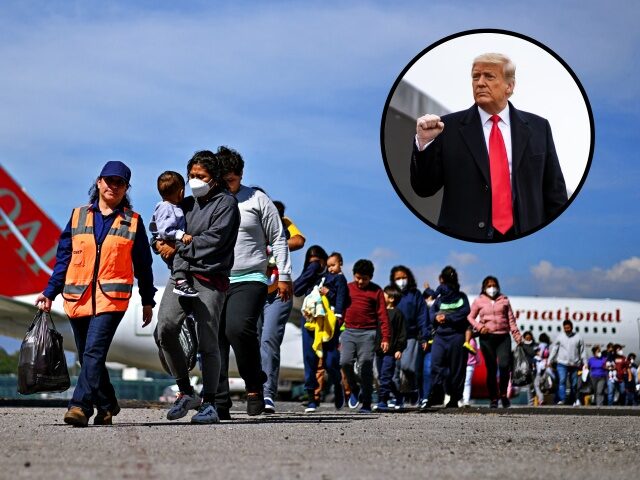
[167,392,201,420]
[573,400,581,407]
[264,397,276,413]
[191,403,220,424]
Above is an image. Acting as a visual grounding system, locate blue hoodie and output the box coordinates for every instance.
[429,284,471,337]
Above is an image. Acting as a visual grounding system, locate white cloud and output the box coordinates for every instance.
[530,257,640,299]
[448,251,479,267]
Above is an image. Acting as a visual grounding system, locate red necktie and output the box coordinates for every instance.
[489,114,513,234]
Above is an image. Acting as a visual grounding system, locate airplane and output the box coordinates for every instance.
[1,164,639,401]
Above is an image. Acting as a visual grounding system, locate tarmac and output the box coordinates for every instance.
[1,401,639,479]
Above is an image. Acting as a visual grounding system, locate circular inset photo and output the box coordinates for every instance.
[381,29,594,243]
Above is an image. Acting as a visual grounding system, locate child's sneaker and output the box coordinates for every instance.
[173,281,199,297]
[348,393,361,409]
[358,403,372,413]
[374,401,389,412]
[167,391,201,420]
[463,341,477,355]
[264,397,276,414]
[191,403,220,424]
[305,401,317,413]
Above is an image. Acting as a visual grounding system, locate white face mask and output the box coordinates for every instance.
[395,279,408,290]
[485,286,498,298]
[617,350,624,356]
[426,299,435,308]
[595,352,602,358]
[189,178,214,198]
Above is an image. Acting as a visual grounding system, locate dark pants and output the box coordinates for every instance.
[430,333,466,403]
[156,276,225,399]
[376,354,400,403]
[421,349,432,400]
[479,333,512,400]
[216,281,268,409]
[69,312,125,417]
[301,318,341,398]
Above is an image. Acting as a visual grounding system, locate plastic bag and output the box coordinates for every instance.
[17,310,70,394]
[511,344,533,386]
[540,368,557,394]
[154,315,198,375]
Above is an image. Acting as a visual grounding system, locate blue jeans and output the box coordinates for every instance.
[376,354,400,403]
[556,364,578,403]
[607,379,625,405]
[301,317,341,398]
[69,312,125,417]
[258,292,293,400]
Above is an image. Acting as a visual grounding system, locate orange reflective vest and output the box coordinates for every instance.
[62,205,139,318]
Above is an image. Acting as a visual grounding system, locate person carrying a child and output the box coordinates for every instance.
[150,171,198,297]
[294,246,348,412]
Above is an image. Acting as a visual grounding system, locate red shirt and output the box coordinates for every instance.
[344,282,391,342]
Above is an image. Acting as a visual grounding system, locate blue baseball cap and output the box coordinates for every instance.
[99,161,131,185]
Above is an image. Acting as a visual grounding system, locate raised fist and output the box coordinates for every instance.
[416,114,445,148]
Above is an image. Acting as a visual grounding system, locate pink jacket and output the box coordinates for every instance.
[467,338,479,366]
[467,294,522,343]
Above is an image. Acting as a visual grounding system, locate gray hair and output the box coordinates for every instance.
[472,53,516,84]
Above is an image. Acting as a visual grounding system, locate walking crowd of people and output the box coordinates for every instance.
[34,149,639,426]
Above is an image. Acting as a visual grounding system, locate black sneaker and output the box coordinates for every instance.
[173,281,199,297]
[490,399,499,408]
[246,392,265,416]
[501,397,511,408]
[217,407,231,421]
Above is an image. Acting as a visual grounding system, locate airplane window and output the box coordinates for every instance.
[584,327,589,333]
[548,326,552,332]
[612,328,616,334]
[603,327,607,334]
[593,327,598,333]
[538,326,543,331]
[575,327,580,332]
[519,325,524,331]
[557,326,561,331]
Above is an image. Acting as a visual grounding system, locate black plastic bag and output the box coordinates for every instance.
[154,315,198,375]
[17,310,70,395]
[511,344,533,386]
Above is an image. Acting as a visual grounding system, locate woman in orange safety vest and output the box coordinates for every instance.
[35,161,156,427]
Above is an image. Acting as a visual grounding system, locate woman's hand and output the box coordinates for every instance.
[34,293,52,312]
[480,326,489,335]
[394,351,402,360]
[319,286,329,296]
[141,305,154,327]
[156,240,176,260]
[436,313,446,324]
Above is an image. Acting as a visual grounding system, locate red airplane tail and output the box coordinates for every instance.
[0,165,61,296]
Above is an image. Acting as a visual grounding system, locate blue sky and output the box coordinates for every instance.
[0,1,639,353]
